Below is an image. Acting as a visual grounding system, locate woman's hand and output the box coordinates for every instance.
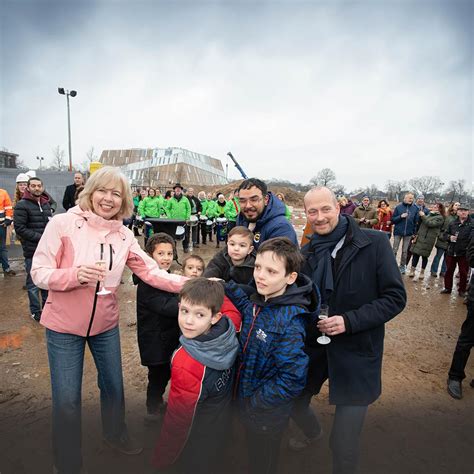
[76,265,105,285]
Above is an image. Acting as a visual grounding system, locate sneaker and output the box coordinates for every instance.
[4,269,16,276]
[103,433,143,455]
[288,428,323,452]
[399,265,406,275]
[440,289,452,294]
[408,268,416,278]
[31,312,41,322]
[430,272,437,277]
[194,243,200,248]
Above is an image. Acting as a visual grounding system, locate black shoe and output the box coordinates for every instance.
[470,379,474,388]
[31,312,41,322]
[183,248,189,253]
[447,378,462,399]
[104,433,143,455]
[458,291,467,298]
[440,289,452,294]
[194,243,200,248]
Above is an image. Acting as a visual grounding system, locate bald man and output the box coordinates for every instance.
[291,186,406,474]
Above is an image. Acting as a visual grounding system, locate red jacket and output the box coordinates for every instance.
[373,209,393,234]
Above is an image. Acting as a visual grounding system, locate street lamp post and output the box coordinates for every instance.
[36,156,44,170]
[58,87,77,172]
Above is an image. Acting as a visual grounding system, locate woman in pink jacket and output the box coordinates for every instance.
[31,167,187,474]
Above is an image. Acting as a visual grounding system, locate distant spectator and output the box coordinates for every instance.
[224,189,241,232]
[338,196,357,216]
[373,199,393,236]
[352,196,379,229]
[276,192,292,221]
[0,187,15,276]
[391,193,420,274]
[62,172,85,211]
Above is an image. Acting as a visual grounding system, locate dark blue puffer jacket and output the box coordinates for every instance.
[236,192,297,249]
[225,274,318,432]
[391,202,420,236]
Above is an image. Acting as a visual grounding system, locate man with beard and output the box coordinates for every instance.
[62,172,85,211]
[236,178,297,250]
[291,186,406,474]
[14,176,53,321]
[167,183,191,252]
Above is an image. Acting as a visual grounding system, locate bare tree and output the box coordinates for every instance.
[385,180,407,201]
[408,176,443,198]
[50,146,66,170]
[444,179,467,203]
[310,168,337,188]
[86,146,97,163]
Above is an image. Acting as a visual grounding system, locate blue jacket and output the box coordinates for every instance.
[236,192,297,249]
[225,274,318,432]
[391,202,420,236]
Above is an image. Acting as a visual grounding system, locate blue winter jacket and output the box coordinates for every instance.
[225,274,318,432]
[236,192,297,249]
[391,202,420,236]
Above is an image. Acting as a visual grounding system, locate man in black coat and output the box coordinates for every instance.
[447,235,474,399]
[14,177,53,321]
[62,172,84,211]
[291,187,406,474]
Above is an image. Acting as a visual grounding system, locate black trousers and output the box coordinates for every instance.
[246,427,284,474]
[146,364,171,414]
[449,301,474,381]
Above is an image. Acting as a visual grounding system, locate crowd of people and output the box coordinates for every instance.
[0,168,472,474]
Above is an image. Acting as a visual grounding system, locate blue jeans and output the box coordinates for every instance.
[0,225,11,272]
[25,257,48,315]
[46,326,127,474]
[430,247,447,275]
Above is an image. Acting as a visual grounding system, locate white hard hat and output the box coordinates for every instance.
[25,170,36,178]
[16,173,29,183]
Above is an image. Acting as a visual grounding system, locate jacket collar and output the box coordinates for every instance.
[70,206,124,233]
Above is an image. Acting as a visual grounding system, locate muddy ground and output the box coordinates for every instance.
[0,215,472,474]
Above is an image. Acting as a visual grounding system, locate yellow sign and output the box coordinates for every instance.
[89,161,103,174]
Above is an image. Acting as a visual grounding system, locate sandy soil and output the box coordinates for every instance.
[0,217,472,474]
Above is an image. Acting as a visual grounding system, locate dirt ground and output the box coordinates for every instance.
[0,215,472,474]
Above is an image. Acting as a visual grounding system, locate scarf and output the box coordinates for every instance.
[308,215,349,303]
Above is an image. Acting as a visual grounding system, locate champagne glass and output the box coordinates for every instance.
[317,304,331,345]
[96,243,111,295]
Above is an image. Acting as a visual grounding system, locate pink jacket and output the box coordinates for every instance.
[31,206,187,337]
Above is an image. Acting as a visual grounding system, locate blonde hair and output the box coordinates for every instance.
[78,166,133,219]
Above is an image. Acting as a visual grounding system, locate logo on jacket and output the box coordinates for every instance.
[254,232,261,243]
[256,328,267,342]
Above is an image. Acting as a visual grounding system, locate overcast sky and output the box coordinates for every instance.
[1,0,472,191]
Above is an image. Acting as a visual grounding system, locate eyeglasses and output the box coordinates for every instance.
[239,196,264,206]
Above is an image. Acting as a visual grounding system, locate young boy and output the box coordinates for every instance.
[153,278,239,473]
[181,254,205,278]
[225,237,317,474]
[134,233,180,423]
[204,226,256,284]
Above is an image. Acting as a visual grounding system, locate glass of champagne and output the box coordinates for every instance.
[317,304,331,345]
[96,260,111,296]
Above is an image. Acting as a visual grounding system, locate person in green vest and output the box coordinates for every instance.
[224,188,240,233]
[138,189,165,243]
[216,193,226,218]
[204,192,218,243]
[276,192,292,221]
[167,183,191,252]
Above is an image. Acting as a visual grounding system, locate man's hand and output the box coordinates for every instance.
[317,315,346,336]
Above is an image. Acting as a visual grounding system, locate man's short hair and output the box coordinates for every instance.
[145,232,176,256]
[228,226,254,244]
[238,178,267,196]
[180,277,224,315]
[27,177,42,185]
[257,237,303,275]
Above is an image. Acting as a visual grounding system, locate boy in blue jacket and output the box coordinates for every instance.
[225,237,317,474]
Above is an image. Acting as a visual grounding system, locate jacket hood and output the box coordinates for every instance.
[179,316,239,370]
[69,205,125,233]
[22,189,50,206]
[250,273,318,312]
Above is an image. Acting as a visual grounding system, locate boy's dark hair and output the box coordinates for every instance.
[257,237,303,275]
[238,178,267,196]
[182,254,205,269]
[228,226,254,244]
[145,232,176,256]
[180,277,224,315]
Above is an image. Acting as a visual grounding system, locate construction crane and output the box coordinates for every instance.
[227,152,248,180]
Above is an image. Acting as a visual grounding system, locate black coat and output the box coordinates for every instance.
[203,247,256,284]
[302,217,406,405]
[468,237,474,302]
[133,274,179,366]
[444,217,473,257]
[14,191,53,258]
[62,184,78,211]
